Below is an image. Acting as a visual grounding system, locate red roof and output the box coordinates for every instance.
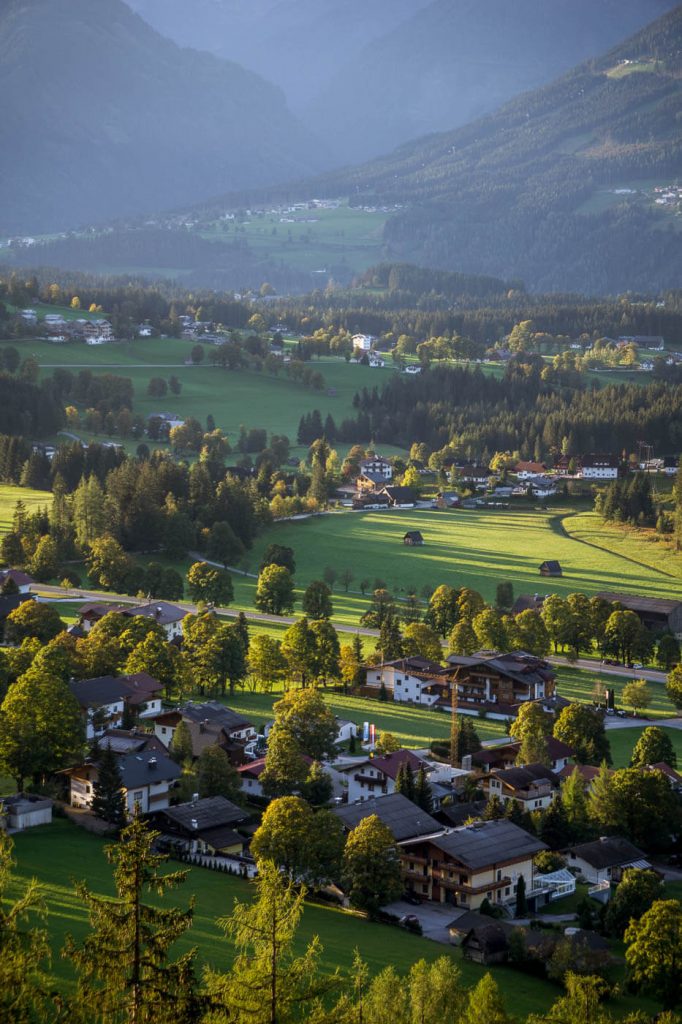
[369,748,426,781]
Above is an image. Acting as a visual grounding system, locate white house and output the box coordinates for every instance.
[359,456,393,481]
[335,718,358,744]
[352,333,376,351]
[69,674,165,739]
[1,794,52,830]
[365,656,449,706]
[66,750,181,816]
[567,837,650,886]
[581,455,619,480]
[0,569,33,594]
[337,748,430,804]
[482,764,560,812]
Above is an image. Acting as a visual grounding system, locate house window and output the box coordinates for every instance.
[422,884,429,894]
[505,887,510,896]
[133,790,143,802]
[496,870,502,881]
[161,727,167,734]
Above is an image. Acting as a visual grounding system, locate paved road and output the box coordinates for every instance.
[546,655,666,683]
[604,715,682,731]
[33,584,379,637]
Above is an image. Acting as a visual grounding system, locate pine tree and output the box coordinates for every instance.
[561,766,591,842]
[515,874,527,918]
[414,764,433,813]
[0,829,50,1024]
[90,745,127,830]
[64,815,198,1024]
[169,720,193,765]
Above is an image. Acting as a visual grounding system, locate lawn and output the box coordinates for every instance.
[199,202,388,274]
[9,819,653,1019]
[231,505,679,614]
[606,725,682,769]
[555,665,677,720]
[0,482,52,534]
[563,510,682,585]
[28,339,402,454]
[223,688,508,747]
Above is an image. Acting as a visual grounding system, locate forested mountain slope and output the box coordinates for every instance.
[0,0,328,234]
[306,0,675,159]
[314,5,682,294]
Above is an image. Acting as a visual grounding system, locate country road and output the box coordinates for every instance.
[34,585,671,681]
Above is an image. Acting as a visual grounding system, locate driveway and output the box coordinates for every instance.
[604,715,682,731]
[382,899,458,943]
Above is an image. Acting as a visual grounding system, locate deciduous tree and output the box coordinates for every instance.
[342,815,403,916]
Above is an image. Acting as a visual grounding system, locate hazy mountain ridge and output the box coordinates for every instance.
[125,0,430,110]
[306,0,676,159]
[309,4,682,294]
[0,0,329,234]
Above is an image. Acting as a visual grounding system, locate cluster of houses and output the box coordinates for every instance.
[17,309,115,344]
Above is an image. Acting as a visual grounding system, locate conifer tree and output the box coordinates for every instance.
[414,764,433,814]
[64,814,198,1024]
[0,829,49,1024]
[90,744,127,830]
[169,720,193,765]
[205,860,338,1024]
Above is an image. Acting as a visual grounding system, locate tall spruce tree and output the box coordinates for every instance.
[414,764,433,814]
[90,745,127,830]
[64,815,198,1024]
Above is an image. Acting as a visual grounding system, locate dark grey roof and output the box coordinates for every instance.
[179,701,253,732]
[428,820,546,868]
[199,826,245,850]
[160,796,247,831]
[0,593,33,619]
[569,837,646,869]
[69,676,131,708]
[437,800,487,827]
[380,486,415,502]
[118,750,181,788]
[595,592,681,615]
[446,651,555,688]
[492,764,561,790]
[449,910,515,936]
[122,601,185,625]
[333,793,441,842]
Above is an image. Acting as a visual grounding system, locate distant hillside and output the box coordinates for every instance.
[307,0,675,159]
[0,0,328,234]
[312,5,682,294]
[126,0,430,112]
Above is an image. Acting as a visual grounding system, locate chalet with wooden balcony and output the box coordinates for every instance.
[338,748,430,804]
[473,736,574,773]
[445,651,556,718]
[481,763,561,811]
[400,819,547,910]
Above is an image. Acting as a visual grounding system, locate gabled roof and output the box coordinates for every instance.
[539,560,562,573]
[0,569,33,586]
[569,836,645,869]
[122,672,164,705]
[595,592,681,615]
[366,748,427,781]
[160,796,247,831]
[474,737,573,768]
[100,729,165,755]
[0,593,33,620]
[446,651,555,688]
[404,531,424,541]
[69,676,131,708]
[426,819,546,868]
[380,485,415,502]
[490,763,560,791]
[117,750,181,789]
[122,601,185,625]
[178,701,253,732]
[333,793,441,842]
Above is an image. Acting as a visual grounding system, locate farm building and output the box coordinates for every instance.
[539,560,562,577]
[595,592,682,637]
[403,530,424,546]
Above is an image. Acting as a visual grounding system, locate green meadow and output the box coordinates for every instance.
[199,202,388,274]
[22,337,401,453]
[0,482,51,532]
[234,505,681,612]
[607,725,682,769]
[8,820,659,1019]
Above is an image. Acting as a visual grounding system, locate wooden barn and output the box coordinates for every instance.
[403,531,424,546]
[539,560,562,577]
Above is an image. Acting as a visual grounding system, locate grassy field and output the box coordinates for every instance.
[0,482,52,533]
[199,203,388,274]
[563,510,682,584]
[23,337,402,453]
[8,819,658,1019]
[607,725,682,769]
[232,505,680,612]
[223,688,508,747]
[556,666,677,720]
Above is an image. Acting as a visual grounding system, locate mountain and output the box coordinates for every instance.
[311,4,682,295]
[0,0,329,235]
[306,0,676,160]
[125,0,430,111]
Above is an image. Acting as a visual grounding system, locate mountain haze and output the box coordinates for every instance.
[126,0,431,111]
[0,0,328,234]
[307,0,676,159]
[311,4,682,294]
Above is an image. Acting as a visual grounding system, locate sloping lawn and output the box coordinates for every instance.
[10,819,656,1019]
[606,725,682,769]
[0,483,52,534]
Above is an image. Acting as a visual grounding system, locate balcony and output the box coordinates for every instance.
[438,874,511,896]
